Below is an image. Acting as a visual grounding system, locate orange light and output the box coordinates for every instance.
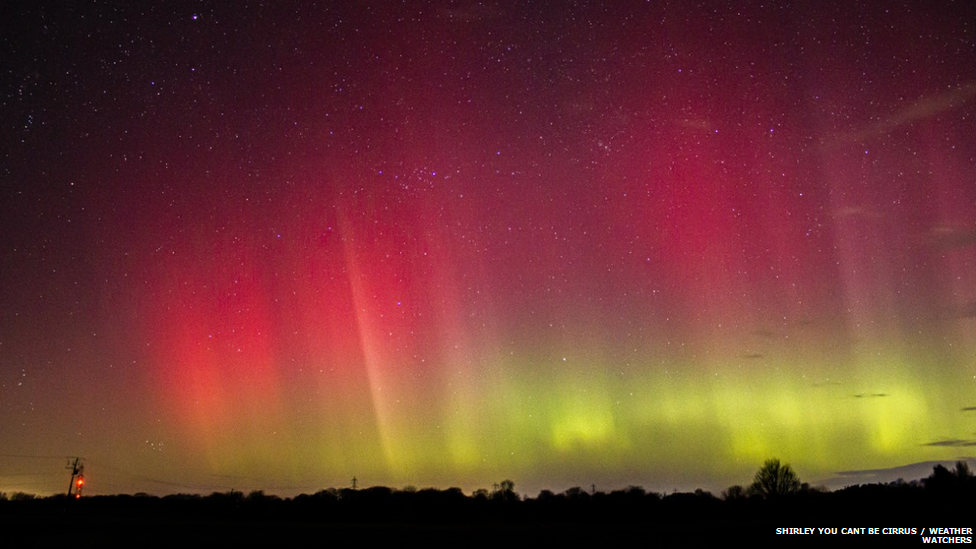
[75,494,81,499]
[76,478,84,486]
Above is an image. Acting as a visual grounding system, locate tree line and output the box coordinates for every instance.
[2,459,973,524]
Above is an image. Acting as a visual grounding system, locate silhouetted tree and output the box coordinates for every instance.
[624,485,646,497]
[564,486,589,500]
[163,493,201,501]
[493,479,518,502]
[722,485,747,501]
[924,464,955,492]
[314,488,340,501]
[953,461,973,482]
[924,461,974,493]
[536,489,556,501]
[750,459,801,498]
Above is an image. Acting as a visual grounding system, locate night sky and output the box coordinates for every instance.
[2,1,975,497]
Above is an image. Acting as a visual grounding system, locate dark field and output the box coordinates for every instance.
[3,481,972,548]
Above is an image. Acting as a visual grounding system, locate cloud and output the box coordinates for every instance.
[833,206,884,220]
[741,353,764,359]
[928,225,976,249]
[923,440,976,447]
[822,459,976,489]
[833,83,976,145]
[853,393,888,398]
[677,118,713,131]
[957,303,976,319]
[961,407,976,412]
[812,380,842,387]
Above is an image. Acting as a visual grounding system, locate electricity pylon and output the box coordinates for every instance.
[66,457,84,499]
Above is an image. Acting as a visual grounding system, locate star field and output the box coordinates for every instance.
[1,1,975,496]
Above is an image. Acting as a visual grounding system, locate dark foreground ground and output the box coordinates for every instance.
[3,483,973,548]
[4,514,970,549]
[7,515,747,548]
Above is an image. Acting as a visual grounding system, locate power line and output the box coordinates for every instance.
[0,454,76,460]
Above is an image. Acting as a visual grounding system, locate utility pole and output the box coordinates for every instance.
[66,457,84,499]
[351,476,357,490]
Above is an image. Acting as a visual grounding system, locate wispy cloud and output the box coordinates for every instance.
[834,83,976,144]
[812,380,842,387]
[928,225,976,249]
[923,440,976,447]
